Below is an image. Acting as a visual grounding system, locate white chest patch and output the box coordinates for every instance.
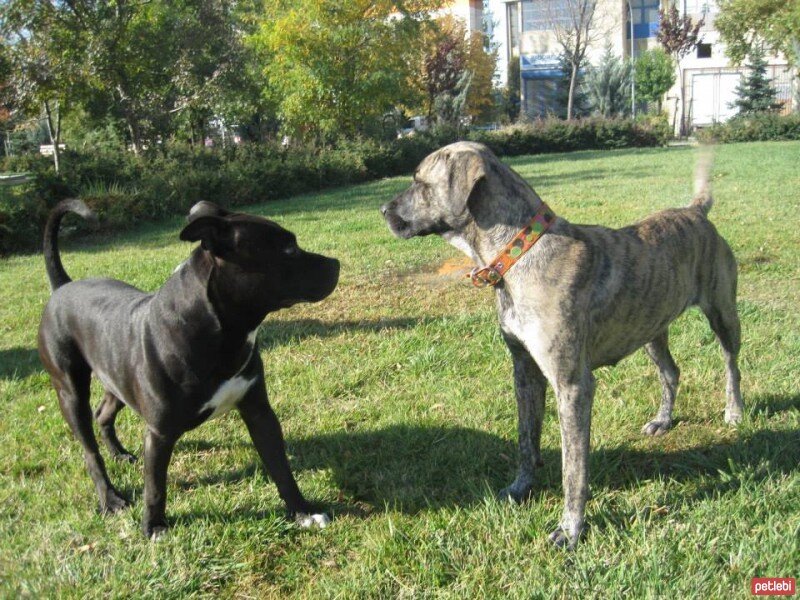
[202,375,257,420]
[442,232,481,264]
[199,328,259,420]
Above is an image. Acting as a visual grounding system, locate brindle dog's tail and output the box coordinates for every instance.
[43,199,97,291]
[690,146,714,216]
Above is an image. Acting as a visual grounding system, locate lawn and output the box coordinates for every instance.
[1,142,798,598]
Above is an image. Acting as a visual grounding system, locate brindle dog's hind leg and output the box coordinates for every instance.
[641,331,680,436]
[95,392,137,462]
[702,249,744,425]
[703,300,744,425]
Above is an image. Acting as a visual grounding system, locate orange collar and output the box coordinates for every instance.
[469,203,556,288]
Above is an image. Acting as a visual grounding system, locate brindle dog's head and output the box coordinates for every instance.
[380,142,491,239]
[180,202,339,312]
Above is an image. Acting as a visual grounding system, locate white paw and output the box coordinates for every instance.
[297,513,330,529]
[724,410,742,426]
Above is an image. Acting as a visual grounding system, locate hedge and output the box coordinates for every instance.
[0,117,670,254]
[696,113,800,144]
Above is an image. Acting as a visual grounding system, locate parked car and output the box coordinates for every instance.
[398,116,429,138]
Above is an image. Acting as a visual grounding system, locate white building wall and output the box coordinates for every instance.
[488,0,511,86]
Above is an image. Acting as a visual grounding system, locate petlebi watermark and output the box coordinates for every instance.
[751,578,796,596]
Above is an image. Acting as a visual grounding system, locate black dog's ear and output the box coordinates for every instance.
[187,201,231,223]
[179,215,234,254]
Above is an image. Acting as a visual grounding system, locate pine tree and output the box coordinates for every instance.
[586,44,632,118]
[731,45,782,115]
[555,51,590,119]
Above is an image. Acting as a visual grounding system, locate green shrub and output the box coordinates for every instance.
[697,113,800,143]
[468,116,669,155]
[0,117,669,254]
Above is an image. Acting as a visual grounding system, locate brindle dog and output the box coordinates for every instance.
[381,142,743,549]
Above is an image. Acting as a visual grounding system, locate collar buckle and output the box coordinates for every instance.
[469,266,503,288]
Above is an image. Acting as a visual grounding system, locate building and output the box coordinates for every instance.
[492,0,795,130]
[674,0,793,131]
[434,0,486,31]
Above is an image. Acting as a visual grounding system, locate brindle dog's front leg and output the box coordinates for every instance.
[498,333,546,503]
[549,367,595,550]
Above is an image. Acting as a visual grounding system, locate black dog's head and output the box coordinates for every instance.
[180,202,339,314]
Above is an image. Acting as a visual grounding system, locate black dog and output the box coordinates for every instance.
[38,199,339,538]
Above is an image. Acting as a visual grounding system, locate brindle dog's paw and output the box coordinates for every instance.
[548,526,579,550]
[296,513,330,529]
[724,409,742,426]
[98,489,130,514]
[497,482,533,504]
[641,419,673,436]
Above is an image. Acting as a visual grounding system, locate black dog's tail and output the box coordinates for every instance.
[43,199,97,291]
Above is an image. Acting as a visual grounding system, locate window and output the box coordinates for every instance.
[697,43,712,58]
[522,0,572,32]
[627,0,660,38]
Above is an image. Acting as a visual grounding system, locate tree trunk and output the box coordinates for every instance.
[127,118,141,155]
[43,99,61,174]
[677,60,686,136]
[567,61,578,120]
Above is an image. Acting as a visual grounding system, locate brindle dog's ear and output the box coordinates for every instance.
[187,201,231,223]
[450,151,487,213]
[179,215,234,255]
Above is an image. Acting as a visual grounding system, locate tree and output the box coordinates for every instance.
[716,0,800,67]
[463,28,498,123]
[731,44,782,114]
[546,0,599,120]
[421,20,469,122]
[555,50,590,118]
[249,0,436,140]
[0,2,88,171]
[658,5,704,135]
[634,48,676,112]
[716,0,800,113]
[504,58,521,122]
[585,44,631,117]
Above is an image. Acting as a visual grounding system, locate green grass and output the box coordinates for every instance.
[1,142,798,598]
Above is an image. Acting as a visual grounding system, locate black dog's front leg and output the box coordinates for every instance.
[142,427,178,539]
[238,384,328,528]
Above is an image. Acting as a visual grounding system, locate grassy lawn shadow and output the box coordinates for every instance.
[171,407,798,524]
[258,317,427,350]
[0,346,41,380]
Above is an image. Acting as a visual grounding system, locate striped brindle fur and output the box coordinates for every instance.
[381,142,743,550]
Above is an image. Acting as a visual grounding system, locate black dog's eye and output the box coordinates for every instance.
[283,245,300,257]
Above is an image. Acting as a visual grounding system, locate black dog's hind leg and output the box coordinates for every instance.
[498,333,547,503]
[95,392,136,462]
[237,382,319,522]
[53,363,129,513]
